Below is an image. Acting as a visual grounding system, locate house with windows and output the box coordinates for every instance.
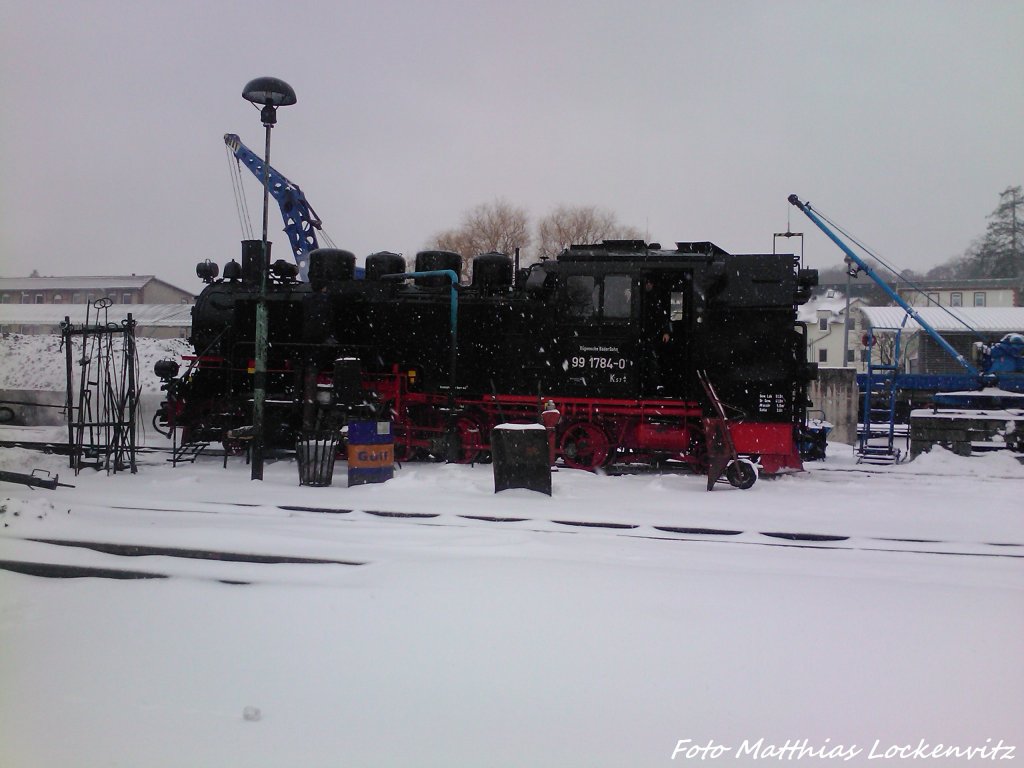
[896,278,1021,309]
[799,289,871,372]
[0,274,195,337]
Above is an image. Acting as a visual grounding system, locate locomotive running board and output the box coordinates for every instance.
[697,370,739,491]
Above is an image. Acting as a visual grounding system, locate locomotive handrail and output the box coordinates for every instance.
[381,270,460,413]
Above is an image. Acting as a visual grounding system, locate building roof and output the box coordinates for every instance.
[797,293,868,324]
[859,306,1024,333]
[0,275,155,291]
[0,304,193,327]
[0,275,194,296]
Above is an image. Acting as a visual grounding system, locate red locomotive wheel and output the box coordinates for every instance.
[559,422,611,470]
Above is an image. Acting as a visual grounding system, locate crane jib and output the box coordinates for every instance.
[225,132,319,281]
[787,195,980,379]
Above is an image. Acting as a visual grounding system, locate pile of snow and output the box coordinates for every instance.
[0,332,190,394]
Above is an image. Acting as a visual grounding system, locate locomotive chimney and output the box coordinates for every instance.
[240,239,272,285]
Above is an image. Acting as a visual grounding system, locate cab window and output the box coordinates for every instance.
[603,275,632,319]
[566,276,597,318]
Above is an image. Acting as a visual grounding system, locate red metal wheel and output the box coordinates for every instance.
[559,422,611,470]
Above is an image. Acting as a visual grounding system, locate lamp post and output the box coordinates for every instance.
[242,77,296,480]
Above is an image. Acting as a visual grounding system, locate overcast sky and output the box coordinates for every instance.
[2,0,1021,294]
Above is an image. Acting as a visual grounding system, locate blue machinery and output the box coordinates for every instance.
[788,195,1023,462]
[225,133,324,281]
[788,195,979,377]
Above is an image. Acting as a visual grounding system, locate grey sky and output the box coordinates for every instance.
[2,0,1021,294]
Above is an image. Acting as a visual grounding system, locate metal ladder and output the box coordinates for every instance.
[857,326,903,464]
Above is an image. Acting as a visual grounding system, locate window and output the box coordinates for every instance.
[973,292,986,307]
[818,317,828,331]
[860,349,869,363]
[122,293,132,304]
[53,294,63,304]
[0,295,8,304]
[926,292,940,305]
[21,293,30,304]
[602,275,632,319]
[950,292,962,307]
[847,349,855,363]
[565,276,596,318]
[566,274,633,321]
[35,294,44,304]
[670,291,685,322]
[72,292,82,304]
[818,348,828,363]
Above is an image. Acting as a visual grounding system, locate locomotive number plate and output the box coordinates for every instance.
[567,343,632,387]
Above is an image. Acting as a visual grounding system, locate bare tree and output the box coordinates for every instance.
[431,200,531,279]
[536,205,643,261]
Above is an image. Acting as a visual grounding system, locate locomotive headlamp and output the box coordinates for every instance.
[154,359,180,381]
[196,260,219,283]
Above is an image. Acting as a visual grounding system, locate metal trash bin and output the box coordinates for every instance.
[491,423,551,495]
[347,420,394,486]
[296,431,340,487]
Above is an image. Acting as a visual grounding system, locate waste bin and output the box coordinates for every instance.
[347,420,394,486]
[490,423,551,495]
[296,431,340,487]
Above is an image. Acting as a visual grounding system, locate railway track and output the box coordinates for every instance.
[2,497,1021,584]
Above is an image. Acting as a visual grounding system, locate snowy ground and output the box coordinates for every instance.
[0,333,190,394]
[1,430,1022,767]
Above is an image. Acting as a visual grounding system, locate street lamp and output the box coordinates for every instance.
[242,77,296,480]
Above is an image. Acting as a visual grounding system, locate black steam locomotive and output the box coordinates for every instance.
[157,239,817,483]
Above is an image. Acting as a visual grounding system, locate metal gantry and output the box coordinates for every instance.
[61,299,139,475]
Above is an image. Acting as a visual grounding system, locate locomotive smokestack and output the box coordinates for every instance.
[241,239,271,284]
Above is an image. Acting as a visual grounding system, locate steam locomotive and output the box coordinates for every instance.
[156,239,818,484]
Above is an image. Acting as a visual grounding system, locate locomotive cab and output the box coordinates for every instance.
[549,244,699,400]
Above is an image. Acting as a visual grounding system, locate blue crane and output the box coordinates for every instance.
[224,133,325,281]
[788,194,982,377]
[789,194,1024,462]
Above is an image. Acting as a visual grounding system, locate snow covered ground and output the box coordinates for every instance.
[0,333,191,394]
[0,434,1022,767]
[1,332,1022,765]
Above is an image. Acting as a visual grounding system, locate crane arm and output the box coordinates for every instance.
[788,194,980,378]
[225,133,320,280]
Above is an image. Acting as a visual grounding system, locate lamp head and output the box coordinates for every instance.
[242,77,296,127]
[242,77,297,107]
